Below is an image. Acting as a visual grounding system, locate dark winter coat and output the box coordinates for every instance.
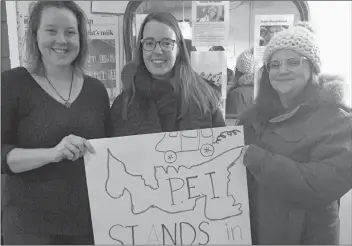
[109,64,225,137]
[241,75,352,245]
[226,73,254,118]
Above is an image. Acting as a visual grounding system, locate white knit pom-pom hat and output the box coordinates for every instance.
[236,48,254,74]
[263,22,321,73]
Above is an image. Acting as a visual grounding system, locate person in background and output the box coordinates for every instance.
[1,1,110,244]
[226,48,255,118]
[238,22,352,245]
[109,12,225,138]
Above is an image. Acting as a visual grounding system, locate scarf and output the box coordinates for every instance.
[134,65,180,132]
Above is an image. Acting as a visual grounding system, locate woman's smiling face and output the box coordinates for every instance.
[142,20,179,79]
[36,7,80,68]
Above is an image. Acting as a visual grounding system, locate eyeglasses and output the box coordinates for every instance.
[266,57,308,72]
[141,38,177,52]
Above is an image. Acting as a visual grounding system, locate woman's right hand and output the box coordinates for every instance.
[51,134,95,162]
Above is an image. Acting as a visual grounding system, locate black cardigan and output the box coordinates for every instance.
[1,67,110,235]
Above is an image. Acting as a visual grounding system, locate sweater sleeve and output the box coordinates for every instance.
[1,69,21,174]
[243,108,352,208]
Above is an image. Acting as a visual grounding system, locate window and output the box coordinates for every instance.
[108,69,116,80]
[99,54,108,63]
[109,54,116,63]
[97,71,107,80]
[88,55,97,64]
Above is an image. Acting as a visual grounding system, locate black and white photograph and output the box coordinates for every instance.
[259,25,289,46]
[1,0,351,245]
[196,5,224,22]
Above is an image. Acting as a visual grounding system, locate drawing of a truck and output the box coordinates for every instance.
[155,129,215,163]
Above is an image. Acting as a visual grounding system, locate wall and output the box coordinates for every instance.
[1,1,11,72]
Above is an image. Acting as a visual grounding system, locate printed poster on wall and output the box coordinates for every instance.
[191,51,227,116]
[253,15,294,98]
[192,1,230,47]
[84,126,251,245]
[85,21,119,105]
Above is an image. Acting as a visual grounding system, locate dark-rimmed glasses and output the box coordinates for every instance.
[266,57,308,73]
[141,38,177,52]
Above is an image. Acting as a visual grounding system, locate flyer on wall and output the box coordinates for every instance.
[86,22,120,105]
[191,51,227,116]
[192,1,230,47]
[253,14,294,98]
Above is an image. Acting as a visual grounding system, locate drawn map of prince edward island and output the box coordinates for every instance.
[84,126,251,245]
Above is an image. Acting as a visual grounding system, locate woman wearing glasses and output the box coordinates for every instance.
[238,22,352,244]
[109,12,225,137]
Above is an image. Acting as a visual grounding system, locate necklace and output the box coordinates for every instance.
[44,71,74,108]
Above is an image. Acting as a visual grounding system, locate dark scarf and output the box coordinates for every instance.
[134,65,180,132]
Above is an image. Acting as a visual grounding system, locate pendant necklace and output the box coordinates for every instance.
[44,71,74,108]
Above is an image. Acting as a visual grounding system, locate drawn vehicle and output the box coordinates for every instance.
[155,129,214,163]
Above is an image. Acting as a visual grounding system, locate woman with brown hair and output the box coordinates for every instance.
[1,1,110,244]
[109,12,225,138]
[238,22,352,244]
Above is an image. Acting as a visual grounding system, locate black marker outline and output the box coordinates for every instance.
[155,129,216,163]
[105,146,244,220]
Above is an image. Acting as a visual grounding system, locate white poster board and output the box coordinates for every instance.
[253,15,294,98]
[84,126,251,245]
[191,51,228,116]
[192,1,230,47]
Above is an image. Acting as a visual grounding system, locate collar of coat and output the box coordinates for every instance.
[238,73,254,87]
[270,74,351,123]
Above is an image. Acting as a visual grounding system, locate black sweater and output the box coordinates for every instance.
[1,67,110,235]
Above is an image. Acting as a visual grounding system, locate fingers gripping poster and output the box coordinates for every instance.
[84,126,251,245]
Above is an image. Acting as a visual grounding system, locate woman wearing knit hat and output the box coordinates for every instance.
[238,22,352,244]
[226,48,255,118]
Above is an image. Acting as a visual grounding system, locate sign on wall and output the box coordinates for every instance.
[192,1,230,47]
[84,126,252,245]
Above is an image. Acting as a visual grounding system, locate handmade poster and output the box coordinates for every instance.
[91,1,129,14]
[192,1,230,47]
[253,15,294,98]
[84,126,251,245]
[191,51,227,116]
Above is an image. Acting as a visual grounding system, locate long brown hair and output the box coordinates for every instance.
[24,1,88,74]
[124,12,219,119]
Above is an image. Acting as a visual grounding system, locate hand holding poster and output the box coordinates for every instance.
[84,126,251,245]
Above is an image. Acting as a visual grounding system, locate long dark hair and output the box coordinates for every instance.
[123,12,219,119]
[24,1,88,74]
